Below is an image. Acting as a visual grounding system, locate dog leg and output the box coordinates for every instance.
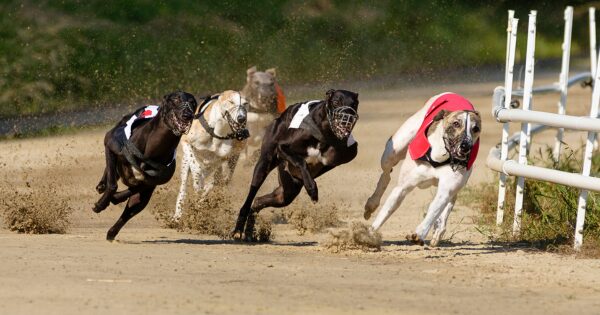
[232,151,278,240]
[365,106,427,218]
[370,159,419,231]
[93,147,119,213]
[96,168,108,194]
[110,188,139,205]
[184,144,204,193]
[174,144,192,220]
[106,187,155,241]
[364,138,407,219]
[412,175,463,244]
[253,164,303,211]
[201,166,215,197]
[371,182,416,232]
[277,144,318,202]
[223,150,242,185]
[430,195,457,247]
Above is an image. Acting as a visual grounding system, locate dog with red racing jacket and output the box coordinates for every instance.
[364,92,481,246]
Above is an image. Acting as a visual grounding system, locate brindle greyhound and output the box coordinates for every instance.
[364,92,481,246]
[241,66,283,161]
[93,91,198,240]
[232,89,359,241]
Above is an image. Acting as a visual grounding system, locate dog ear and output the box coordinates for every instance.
[325,89,336,103]
[433,110,448,122]
[162,93,170,106]
[265,68,276,78]
[246,66,256,79]
[247,66,257,81]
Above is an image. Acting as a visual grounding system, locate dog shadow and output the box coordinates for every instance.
[142,238,318,247]
[381,239,539,257]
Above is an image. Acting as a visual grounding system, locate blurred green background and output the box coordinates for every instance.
[0,0,595,117]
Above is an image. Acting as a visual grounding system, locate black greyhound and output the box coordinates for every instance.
[93,91,198,240]
[233,89,359,241]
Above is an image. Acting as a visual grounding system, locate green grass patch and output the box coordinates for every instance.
[1,0,589,118]
[464,145,600,257]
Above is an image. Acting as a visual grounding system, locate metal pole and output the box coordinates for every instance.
[497,11,518,225]
[513,11,537,236]
[553,6,573,162]
[574,48,600,250]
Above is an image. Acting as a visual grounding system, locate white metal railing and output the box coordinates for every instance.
[488,7,600,250]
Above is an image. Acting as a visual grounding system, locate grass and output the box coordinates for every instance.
[1,0,591,118]
[465,145,600,256]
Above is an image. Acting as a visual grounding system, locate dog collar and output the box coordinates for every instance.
[195,94,250,141]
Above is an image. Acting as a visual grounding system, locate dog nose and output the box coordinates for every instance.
[237,114,247,124]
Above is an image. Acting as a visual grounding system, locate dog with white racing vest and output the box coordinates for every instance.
[232,89,359,241]
[364,92,481,246]
[173,90,250,220]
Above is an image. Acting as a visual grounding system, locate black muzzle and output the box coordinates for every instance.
[327,105,358,140]
[223,110,249,141]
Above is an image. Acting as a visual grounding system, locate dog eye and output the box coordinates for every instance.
[472,126,480,133]
[453,121,461,128]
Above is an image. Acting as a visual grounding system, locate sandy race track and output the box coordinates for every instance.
[1,78,600,315]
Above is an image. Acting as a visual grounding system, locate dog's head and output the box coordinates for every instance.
[161,91,198,136]
[433,110,481,161]
[244,66,278,112]
[325,89,360,140]
[217,90,250,139]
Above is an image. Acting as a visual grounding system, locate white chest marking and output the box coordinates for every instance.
[306,147,328,165]
[132,167,145,181]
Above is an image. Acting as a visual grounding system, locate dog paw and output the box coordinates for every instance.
[307,186,319,203]
[363,198,378,220]
[231,230,243,241]
[430,238,440,247]
[96,182,106,194]
[106,230,118,241]
[92,202,107,213]
[406,233,425,246]
[243,233,258,242]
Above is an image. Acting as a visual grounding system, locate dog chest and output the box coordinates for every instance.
[306,146,329,165]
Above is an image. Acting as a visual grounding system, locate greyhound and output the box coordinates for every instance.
[241,66,285,162]
[232,89,359,241]
[93,91,198,240]
[173,91,249,219]
[364,92,481,247]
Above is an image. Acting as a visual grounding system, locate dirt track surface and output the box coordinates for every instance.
[2,78,600,314]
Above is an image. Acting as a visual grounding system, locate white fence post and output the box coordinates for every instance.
[497,11,519,225]
[591,8,597,77]
[491,7,598,249]
[513,11,537,236]
[553,6,573,162]
[574,48,600,250]
[589,8,599,152]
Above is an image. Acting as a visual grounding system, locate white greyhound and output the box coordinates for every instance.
[364,92,481,246]
[174,91,249,219]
